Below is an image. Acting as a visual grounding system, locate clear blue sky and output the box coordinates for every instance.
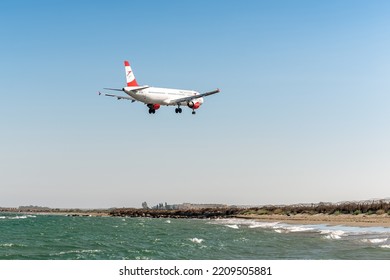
[1,0,389,208]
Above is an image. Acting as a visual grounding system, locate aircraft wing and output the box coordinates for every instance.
[98,91,136,102]
[171,88,220,104]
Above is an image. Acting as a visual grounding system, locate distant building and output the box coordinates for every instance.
[148,202,228,210]
[176,203,228,210]
[18,205,51,211]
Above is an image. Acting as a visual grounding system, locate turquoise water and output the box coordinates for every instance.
[0,213,389,260]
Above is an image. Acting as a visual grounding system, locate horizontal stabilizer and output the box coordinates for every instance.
[98,91,136,102]
[123,85,149,92]
[103,87,123,91]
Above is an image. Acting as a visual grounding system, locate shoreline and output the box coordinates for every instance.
[3,210,390,227]
[235,213,390,227]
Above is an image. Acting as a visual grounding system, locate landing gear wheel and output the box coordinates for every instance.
[192,111,196,115]
[149,109,156,114]
[175,108,182,114]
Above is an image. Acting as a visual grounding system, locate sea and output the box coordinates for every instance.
[1,213,389,260]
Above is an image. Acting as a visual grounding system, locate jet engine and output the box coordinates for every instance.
[147,104,160,110]
[187,101,200,109]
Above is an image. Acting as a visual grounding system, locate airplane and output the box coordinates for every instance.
[99,60,220,115]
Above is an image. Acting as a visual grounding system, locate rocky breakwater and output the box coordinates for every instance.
[109,208,242,219]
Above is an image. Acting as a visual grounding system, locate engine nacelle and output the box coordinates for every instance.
[187,101,201,109]
[147,104,161,110]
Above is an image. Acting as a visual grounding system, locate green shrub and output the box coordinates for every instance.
[243,210,257,215]
[376,209,385,215]
[273,208,284,215]
[353,210,362,215]
[257,209,269,215]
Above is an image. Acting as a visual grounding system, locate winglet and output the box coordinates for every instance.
[124,60,139,87]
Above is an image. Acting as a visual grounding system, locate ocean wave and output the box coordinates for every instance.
[225,224,239,229]
[3,215,36,220]
[10,215,28,219]
[286,226,315,232]
[210,218,390,247]
[52,249,102,256]
[320,229,345,240]
[0,243,26,247]
[190,238,204,244]
[380,245,390,249]
[361,238,388,244]
[249,222,280,229]
[0,243,15,247]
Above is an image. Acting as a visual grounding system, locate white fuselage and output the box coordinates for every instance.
[123,87,204,106]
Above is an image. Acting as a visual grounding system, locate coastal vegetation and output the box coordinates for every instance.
[1,200,389,219]
[240,200,390,216]
[109,200,390,219]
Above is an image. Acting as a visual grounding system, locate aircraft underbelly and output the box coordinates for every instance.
[128,88,202,106]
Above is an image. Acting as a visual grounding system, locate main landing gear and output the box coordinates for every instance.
[175,107,183,114]
[148,108,156,114]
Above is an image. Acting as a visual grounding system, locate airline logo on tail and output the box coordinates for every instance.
[124,61,139,86]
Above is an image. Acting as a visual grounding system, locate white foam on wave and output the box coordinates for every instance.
[10,215,28,219]
[380,245,390,249]
[215,218,390,245]
[166,220,171,224]
[320,230,345,240]
[190,238,204,244]
[6,215,36,220]
[0,243,15,247]
[370,238,388,243]
[268,224,316,234]
[249,222,280,229]
[54,249,102,256]
[361,238,388,244]
[287,226,315,232]
[226,224,239,229]
[324,233,342,240]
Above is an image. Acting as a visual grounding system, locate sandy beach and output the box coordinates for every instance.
[236,213,390,227]
[5,209,390,227]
